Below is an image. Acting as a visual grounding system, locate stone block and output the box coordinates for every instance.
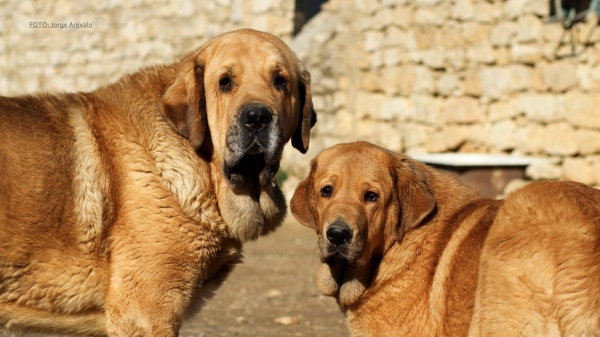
[376,122,403,152]
[400,123,433,149]
[490,21,517,46]
[394,6,414,29]
[515,124,545,154]
[474,2,495,23]
[364,31,385,52]
[445,48,466,70]
[544,62,577,92]
[383,26,408,47]
[562,91,600,128]
[452,0,475,21]
[409,94,444,125]
[443,97,483,123]
[489,99,518,121]
[381,97,411,121]
[516,94,561,122]
[525,161,562,180]
[511,44,542,64]
[356,92,385,119]
[576,129,600,155]
[462,22,491,44]
[576,65,600,91]
[544,122,578,156]
[467,45,496,64]
[563,158,596,185]
[436,72,460,96]
[422,50,445,69]
[438,24,464,49]
[374,7,395,30]
[490,120,517,150]
[413,66,436,93]
[360,72,385,92]
[504,0,528,19]
[334,109,354,137]
[480,67,512,100]
[427,125,472,152]
[509,64,533,92]
[409,27,437,50]
[415,8,445,26]
[464,70,483,97]
[383,48,405,67]
[516,15,543,43]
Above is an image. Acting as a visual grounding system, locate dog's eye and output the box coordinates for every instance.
[274,75,287,91]
[365,191,379,202]
[219,76,232,93]
[320,186,333,198]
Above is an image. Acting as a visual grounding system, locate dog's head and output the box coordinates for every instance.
[160,29,316,241]
[290,142,436,307]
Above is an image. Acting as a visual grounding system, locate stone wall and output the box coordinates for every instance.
[3,0,600,194]
[281,0,600,193]
[0,0,294,95]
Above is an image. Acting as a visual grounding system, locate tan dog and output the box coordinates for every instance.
[0,29,316,336]
[291,142,600,337]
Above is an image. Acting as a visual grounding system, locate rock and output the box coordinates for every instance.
[464,69,483,96]
[462,22,491,44]
[525,160,562,180]
[413,66,436,93]
[516,15,543,43]
[409,94,444,125]
[480,67,512,100]
[356,92,385,119]
[466,45,495,64]
[394,6,414,29]
[236,316,248,323]
[426,125,472,152]
[544,122,578,156]
[509,64,533,92]
[511,44,542,64]
[575,129,600,155]
[490,22,518,47]
[400,123,433,149]
[383,26,407,47]
[504,0,528,19]
[562,91,600,128]
[563,158,596,185]
[490,120,517,150]
[266,289,282,299]
[443,97,483,123]
[381,97,411,121]
[452,0,475,21]
[436,72,460,96]
[474,2,495,23]
[274,316,300,326]
[363,31,385,52]
[489,99,518,122]
[516,94,561,123]
[544,62,578,92]
[514,124,545,154]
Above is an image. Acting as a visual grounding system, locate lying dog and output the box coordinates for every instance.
[291,142,600,337]
[0,29,316,336]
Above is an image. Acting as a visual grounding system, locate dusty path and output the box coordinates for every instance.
[180,220,350,337]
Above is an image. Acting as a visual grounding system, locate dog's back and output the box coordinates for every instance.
[0,94,108,335]
[471,181,600,336]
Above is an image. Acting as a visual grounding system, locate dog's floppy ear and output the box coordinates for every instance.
[290,163,318,230]
[292,69,317,154]
[395,158,436,241]
[160,57,207,150]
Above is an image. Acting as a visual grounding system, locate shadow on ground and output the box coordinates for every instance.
[180,220,350,337]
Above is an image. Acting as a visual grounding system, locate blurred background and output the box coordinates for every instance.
[2,0,600,335]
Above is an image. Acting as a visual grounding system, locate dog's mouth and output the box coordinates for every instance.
[324,252,348,268]
[223,149,277,194]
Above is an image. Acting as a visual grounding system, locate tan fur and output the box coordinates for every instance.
[0,29,315,336]
[291,142,600,337]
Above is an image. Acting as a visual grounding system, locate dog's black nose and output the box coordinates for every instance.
[240,104,272,130]
[326,222,353,246]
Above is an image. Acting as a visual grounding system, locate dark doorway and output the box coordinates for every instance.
[294,0,328,35]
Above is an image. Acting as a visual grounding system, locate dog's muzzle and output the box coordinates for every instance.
[322,221,354,267]
[224,103,283,191]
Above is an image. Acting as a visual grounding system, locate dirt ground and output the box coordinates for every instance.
[179,220,351,337]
